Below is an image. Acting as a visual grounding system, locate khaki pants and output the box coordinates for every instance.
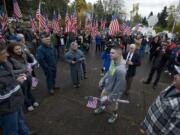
[101,89,119,112]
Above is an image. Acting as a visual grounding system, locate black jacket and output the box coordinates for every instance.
[0,61,24,116]
[152,51,168,69]
[124,51,141,77]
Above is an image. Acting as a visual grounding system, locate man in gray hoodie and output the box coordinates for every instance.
[95,46,127,124]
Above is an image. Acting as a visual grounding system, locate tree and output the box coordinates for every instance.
[175,23,180,39]
[75,0,87,13]
[157,6,168,28]
[148,11,153,18]
[132,13,142,26]
[142,17,148,26]
[102,0,124,18]
[167,13,174,31]
[93,0,104,19]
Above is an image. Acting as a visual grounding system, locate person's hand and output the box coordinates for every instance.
[80,58,85,61]
[127,61,133,65]
[100,96,108,103]
[16,74,27,83]
[72,61,76,64]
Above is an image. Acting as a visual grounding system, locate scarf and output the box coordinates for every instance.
[108,60,116,76]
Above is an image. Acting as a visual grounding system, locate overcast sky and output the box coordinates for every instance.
[71,0,179,17]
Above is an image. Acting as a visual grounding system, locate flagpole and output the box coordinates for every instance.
[3,0,8,16]
[38,0,41,33]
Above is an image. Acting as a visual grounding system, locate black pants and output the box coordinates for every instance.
[125,76,134,93]
[82,60,87,77]
[21,76,35,107]
[146,66,162,86]
[96,44,101,52]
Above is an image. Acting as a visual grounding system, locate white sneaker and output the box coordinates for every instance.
[27,106,34,111]
[33,102,39,107]
[108,113,118,124]
[164,70,169,73]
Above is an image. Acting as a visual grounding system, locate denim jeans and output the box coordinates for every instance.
[45,68,56,91]
[0,108,30,135]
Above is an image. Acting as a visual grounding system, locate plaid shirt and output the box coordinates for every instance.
[141,85,180,135]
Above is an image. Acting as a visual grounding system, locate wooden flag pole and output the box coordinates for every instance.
[3,0,8,16]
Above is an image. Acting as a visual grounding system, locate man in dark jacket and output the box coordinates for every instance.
[143,45,168,89]
[0,43,30,135]
[36,32,58,95]
[124,44,141,95]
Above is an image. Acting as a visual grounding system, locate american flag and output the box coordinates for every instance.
[85,17,91,30]
[85,13,92,31]
[122,21,131,35]
[135,22,141,32]
[36,2,47,32]
[65,11,70,33]
[30,16,37,32]
[13,0,22,18]
[90,19,98,38]
[109,15,120,36]
[101,19,106,31]
[86,96,98,109]
[45,15,50,33]
[70,9,77,34]
[52,11,60,33]
[0,12,8,32]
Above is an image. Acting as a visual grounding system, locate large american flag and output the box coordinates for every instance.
[0,12,8,32]
[52,11,60,33]
[13,0,22,18]
[36,2,47,31]
[109,15,120,36]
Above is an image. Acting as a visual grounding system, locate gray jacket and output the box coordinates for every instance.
[100,59,127,100]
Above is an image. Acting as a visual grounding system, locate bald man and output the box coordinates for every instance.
[123,44,141,95]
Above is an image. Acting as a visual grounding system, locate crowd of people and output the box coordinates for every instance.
[0,23,180,134]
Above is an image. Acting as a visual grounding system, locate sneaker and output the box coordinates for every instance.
[94,106,105,114]
[73,85,78,88]
[152,85,157,90]
[33,102,39,107]
[27,106,34,112]
[108,113,118,124]
[53,86,60,90]
[49,89,55,95]
[164,70,169,73]
[142,80,150,84]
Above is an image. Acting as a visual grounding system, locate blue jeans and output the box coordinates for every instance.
[0,108,30,135]
[45,68,56,91]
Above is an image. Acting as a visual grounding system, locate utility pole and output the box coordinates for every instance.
[172,0,180,32]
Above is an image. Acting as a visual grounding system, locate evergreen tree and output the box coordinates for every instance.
[142,17,148,26]
[157,6,168,28]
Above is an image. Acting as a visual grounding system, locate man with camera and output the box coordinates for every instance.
[65,42,85,88]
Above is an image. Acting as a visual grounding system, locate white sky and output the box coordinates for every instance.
[71,0,179,17]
